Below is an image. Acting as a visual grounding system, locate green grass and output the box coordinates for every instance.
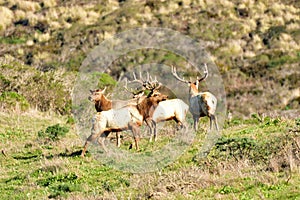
[0,36,26,44]
[0,112,299,199]
[267,54,300,68]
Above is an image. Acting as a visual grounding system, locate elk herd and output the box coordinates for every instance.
[81,64,219,157]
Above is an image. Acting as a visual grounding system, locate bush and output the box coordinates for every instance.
[0,91,30,111]
[0,73,10,91]
[38,124,69,141]
[296,118,300,126]
[97,72,117,91]
[0,62,74,115]
[214,136,257,161]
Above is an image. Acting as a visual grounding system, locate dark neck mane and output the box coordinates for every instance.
[137,97,159,119]
[94,95,112,112]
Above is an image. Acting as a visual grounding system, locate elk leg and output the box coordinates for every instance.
[209,116,213,131]
[116,132,121,147]
[152,120,157,142]
[145,118,154,142]
[211,115,219,131]
[178,120,186,130]
[81,141,89,157]
[81,131,101,157]
[129,122,140,151]
[134,137,139,150]
[98,132,108,152]
[133,128,140,151]
[193,115,198,131]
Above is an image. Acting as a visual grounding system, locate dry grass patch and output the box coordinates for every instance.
[17,0,41,12]
[0,6,14,31]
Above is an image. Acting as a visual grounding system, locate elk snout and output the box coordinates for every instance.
[88,96,94,102]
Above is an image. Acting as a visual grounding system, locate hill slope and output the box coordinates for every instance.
[0,0,299,117]
[0,113,299,199]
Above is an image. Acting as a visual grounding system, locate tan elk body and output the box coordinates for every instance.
[88,87,138,147]
[172,64,219,131]
[150,99,189,141]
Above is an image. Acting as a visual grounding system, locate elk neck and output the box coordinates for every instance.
[136,95,167,119]
[95,95,112,112]
[136,97,153,119]
[189,83,199,97]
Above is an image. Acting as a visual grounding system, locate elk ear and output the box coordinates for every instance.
[89,89,93,93]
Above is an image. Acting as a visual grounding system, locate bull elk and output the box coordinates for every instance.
[88,87,138,147]
[81,75,167,157]
[171,64,219,131]
[125,72,190,142]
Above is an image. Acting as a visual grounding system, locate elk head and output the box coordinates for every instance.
[171,64,208,97]
[88,87,107,103]
[149,90,168,105]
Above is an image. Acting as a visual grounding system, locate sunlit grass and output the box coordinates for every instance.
[1,112,299,199]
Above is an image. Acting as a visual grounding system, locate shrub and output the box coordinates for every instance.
[214,136,257,161]
[0,73,11,92]
[0,36,27,44]
[97,72,117,91]
[0,61,75,115]
[36,172,80,198]
[0,91,30,111]
[38,124,69,141]
[296,118,300,126]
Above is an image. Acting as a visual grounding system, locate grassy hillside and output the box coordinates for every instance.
[0,113,299,199]
[0,0,299,116]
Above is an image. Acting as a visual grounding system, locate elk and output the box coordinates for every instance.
[125,72,190,142]
[171,64,219,131]
[81,79,167,157]
[123,71,163,135]
[149,98,189,142]
[88,87,138,147]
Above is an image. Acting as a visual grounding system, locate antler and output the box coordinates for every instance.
[172,64,208,83]
[171,65,190,83]
[124,78,144,96]
[124,71,162,97]
[130,71,144,85]
[197,63,208,82]
[131,71,161,91]
[145,74,161,91]
[101,86,107,94]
